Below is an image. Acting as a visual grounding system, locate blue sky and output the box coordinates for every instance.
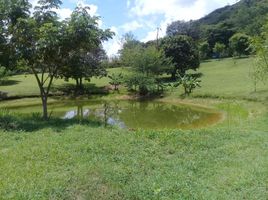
[30,0,239,56]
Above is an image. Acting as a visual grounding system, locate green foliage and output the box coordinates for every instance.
[59,6,113,88]
[124,73,154,95]
[121,44,173,95]
[250,22,268,90]
[161,35,200,77]
[173,73,202,96]
[205,24,235,54]
[3,1,114,119]
[108,73,124,91]
[213,42,226,59]
[167,0,268,54]
[198,0,268,36]
[0,0,31,70]
[199,42,211,60]
[229,33,251,57]
[0,66,7,84]
[166,20,200,40]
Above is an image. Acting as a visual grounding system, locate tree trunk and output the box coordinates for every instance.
[41,94,48,120]
[76,78,79,88]
[171,70,176,80]
[79,78,83,88]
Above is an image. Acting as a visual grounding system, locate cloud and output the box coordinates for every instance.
[129,0,238,42]
[103,27,122,57]
[121,20,143,32]
[127,0,131,8]
[30,0,99,21]
[130,0,237,20]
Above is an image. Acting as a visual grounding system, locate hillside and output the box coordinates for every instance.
[166,0,268,44]
[198,0,268,36]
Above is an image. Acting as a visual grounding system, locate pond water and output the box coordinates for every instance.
[4,99,223,130]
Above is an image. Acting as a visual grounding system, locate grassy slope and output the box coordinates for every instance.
[0,57,267,100]
[0,58,267,199]
[193,58,267,100]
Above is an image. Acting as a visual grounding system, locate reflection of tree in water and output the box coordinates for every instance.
[76,105,84,119]
[62,100,219,129]
[100,101,125,128]
[119,102,210,129]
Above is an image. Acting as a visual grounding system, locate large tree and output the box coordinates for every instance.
[122,45,173,94]
[59,6,113,89]
[160,35,200,79]
[229,33,251,57]
[11,0,113,119]
[12,4,64,119]
[0,0,31,70]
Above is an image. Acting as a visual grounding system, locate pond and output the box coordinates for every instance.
[3,99,223,130]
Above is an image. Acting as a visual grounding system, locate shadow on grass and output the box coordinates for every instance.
[0,91,8,100]
[52,83,109,96]
[0,80,21,86]
[0,111,102,132]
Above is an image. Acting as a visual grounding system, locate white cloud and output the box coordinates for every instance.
[121,20,143,32]
[127,0,131,8]
[30,0,99,21]
[130,0,238,42]
[131,0,238,20]
[53,8,72,20]
[103,26,122,57]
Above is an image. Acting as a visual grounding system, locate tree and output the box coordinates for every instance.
[59,6,113,89]
[0,0,31,70]
[161,35,200,79]
[11,0,113,119]
[171,73,201,96]
[108,73,124,91]
[251,22,268,90]
[13,17,64,119]
[122,45,173,95]
[229,33,251,57]
[199,41,211,60]
[0,66,7,84]
[213,42,226,59]
[206,23,235,52]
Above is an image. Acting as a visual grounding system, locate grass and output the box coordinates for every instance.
[0,114,267,199]
[0,57,267,101]
[0,57,267,199]
[0,67,129,98]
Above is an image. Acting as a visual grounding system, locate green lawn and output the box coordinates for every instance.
[193,58,268,101]
[0,57,267,101]
[0,57,267,199]
[0,67,129,97]
[0,112,267,199]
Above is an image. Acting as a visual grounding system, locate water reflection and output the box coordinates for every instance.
[60,101,222,129]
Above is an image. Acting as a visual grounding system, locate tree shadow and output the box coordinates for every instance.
[0,80,21,86]
[232,56,250,60]
[200,59,212,63]
[52,83,109,96]
[0,112,102,132]
[0,91,8,100]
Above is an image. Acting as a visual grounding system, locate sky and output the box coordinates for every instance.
[29,0,239,57]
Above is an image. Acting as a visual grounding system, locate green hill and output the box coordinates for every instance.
[198,0,268,36]
[166,0,268,44]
